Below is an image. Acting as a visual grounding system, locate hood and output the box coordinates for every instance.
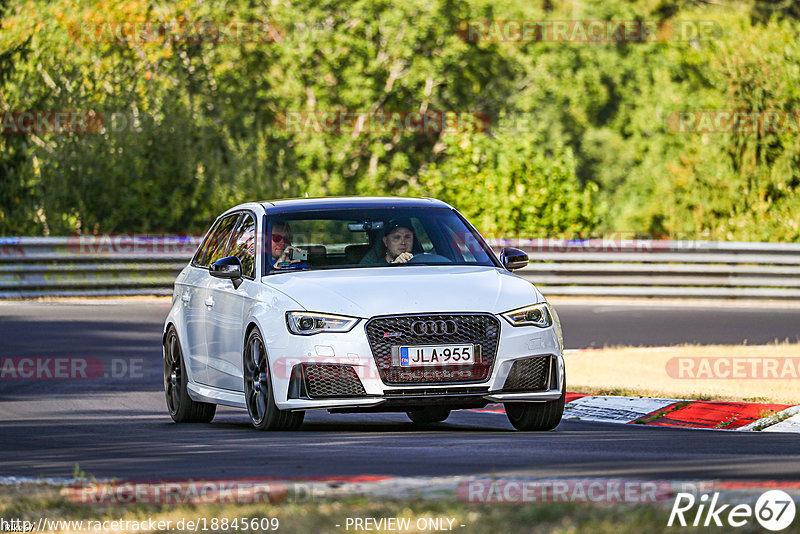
[262,265,542,318]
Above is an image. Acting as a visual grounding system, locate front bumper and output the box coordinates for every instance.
[268,314,564,412]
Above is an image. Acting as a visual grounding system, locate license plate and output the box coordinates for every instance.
[395,344,477,367]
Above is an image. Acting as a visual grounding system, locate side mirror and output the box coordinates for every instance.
[500,247,529,271]
[210,256,243,289]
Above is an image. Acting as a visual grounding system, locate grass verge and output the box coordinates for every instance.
[0,484,782,534]
[565,342,800,404]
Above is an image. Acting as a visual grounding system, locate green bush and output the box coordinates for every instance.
[0,0,797,240]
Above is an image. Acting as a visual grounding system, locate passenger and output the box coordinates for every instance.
[270,223,308,269]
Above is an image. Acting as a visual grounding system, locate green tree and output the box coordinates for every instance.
[411,128,599,237]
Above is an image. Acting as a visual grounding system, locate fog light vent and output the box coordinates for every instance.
[302,364,367,398]
[502,356,550,392]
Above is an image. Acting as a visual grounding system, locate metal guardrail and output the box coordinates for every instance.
[0,236,198,298]
[498,238,800,299]
[1,236,799,299]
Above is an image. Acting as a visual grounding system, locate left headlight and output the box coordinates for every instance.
[286,311,360,335]
[501,303,553,328]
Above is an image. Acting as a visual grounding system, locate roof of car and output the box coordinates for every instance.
[258,196,452,213]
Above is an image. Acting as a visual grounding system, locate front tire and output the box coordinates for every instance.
[407,407,451,424]
[164,327,216,423]
[243,329,304,431]
[504,384,565,431]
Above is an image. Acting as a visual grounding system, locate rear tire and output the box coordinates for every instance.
[407,407,451,424]
[504,383,565,431]
[243,329,304,431]
[163,327,216,423]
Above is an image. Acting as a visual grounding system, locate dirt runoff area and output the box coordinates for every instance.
[565,343,800,405]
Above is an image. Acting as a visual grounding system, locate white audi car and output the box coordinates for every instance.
[163,197,565,431]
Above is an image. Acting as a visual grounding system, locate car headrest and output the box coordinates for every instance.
[345,244,371,264]
[299,245,327,263]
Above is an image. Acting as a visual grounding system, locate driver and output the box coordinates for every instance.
[383,219,415,264]
[361,218,416,264]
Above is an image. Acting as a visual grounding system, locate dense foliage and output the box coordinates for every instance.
[0,0,797,239]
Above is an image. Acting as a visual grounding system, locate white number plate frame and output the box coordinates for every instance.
[391,344,480,367]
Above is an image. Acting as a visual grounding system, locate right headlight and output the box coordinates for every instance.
[501,303,553,328]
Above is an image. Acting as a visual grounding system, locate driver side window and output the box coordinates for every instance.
[196,214,240,268]
[191,221,219,268]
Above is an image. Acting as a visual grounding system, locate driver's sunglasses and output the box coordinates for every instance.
[271,233,291,244]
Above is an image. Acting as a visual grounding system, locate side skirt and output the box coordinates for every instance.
[187,382,246,409]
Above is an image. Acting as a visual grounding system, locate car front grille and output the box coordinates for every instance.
[365,313,500,385]
[502,356,551,392]
[302,363,367,398]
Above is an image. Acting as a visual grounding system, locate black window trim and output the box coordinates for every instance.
[228,210,258,281]
[190,212,245,271]
[261,214,268,277]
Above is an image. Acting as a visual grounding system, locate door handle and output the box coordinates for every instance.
[204,296,215,308]
[181,294,190,306]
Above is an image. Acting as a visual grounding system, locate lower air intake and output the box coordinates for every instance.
[302,364,367,398]
[502,356,551,392]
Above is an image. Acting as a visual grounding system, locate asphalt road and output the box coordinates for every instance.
[1,299,799,481]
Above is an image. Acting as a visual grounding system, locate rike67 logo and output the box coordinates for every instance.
[669,490,796,531]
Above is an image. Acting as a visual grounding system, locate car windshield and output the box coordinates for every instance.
[265,207,499,273]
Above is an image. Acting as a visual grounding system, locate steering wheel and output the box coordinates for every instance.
[407,252,452,264]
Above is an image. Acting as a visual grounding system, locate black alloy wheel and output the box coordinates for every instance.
[163,326,216,423]
[244,329,304,430]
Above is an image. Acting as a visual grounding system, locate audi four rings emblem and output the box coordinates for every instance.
[411,320,458,335]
